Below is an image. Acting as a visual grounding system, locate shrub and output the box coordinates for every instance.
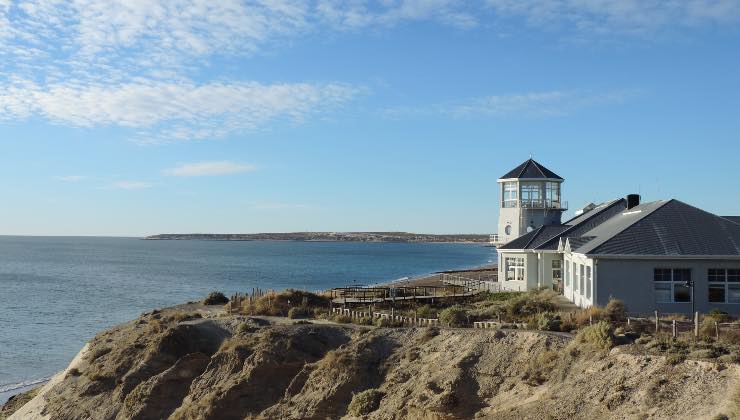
[333,315,352,324]
[571,306,604,328]
[242,289,329,316]
[374,317,402,328]
[604,299,627,324]
[487,291,523,302]
[535,312,562,331]
[506,291,557,319]
[203,291,229,305]
[89,346,112,362]
[524,350,559,385]
[666,353,686,365]
[439,305,467,327]
[356,317,374,326]
[688,349,716,359]
[288,307,312,319]
[576,321,615,350]
[348,389,384,416]
[416,304,435,318]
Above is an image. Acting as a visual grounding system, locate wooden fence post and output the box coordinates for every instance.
[715,321,719,340]
[655,310,659,333]
[694,312,699,338]
[672,320,676,338]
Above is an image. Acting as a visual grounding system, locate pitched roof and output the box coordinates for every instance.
[498,198,628,251]
[500,159,563,180]
[498,225,570,250]
[723,216,740,225]
[575,200,740,257]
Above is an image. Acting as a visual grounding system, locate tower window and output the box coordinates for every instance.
[504,225,512,235]
[503,182,518,208]
[520,183,542,208]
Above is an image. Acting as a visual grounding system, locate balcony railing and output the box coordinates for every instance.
[502,199,568,210]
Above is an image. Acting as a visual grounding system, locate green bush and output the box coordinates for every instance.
[333,315,352,324]
[203,291,229,305]
[348,389,384,416]
[487,291,523,302]
[506,291,557,319]
[288,307,311,319]
[439,305,467,327]
[535,312,562,332]
[356,317,374,326]
[576,321,615,350]
[416,304,435,318]
[604,299,627,324]
[666,353,686,365]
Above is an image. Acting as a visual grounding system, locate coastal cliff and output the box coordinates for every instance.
[5,304,739,420]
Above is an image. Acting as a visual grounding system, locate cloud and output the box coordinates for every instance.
[107,181,154,190]
[485,0,740,35]
[54,175,86,182]
[163,161,258,177]
[382,89,642,119]
[0,79,360,142]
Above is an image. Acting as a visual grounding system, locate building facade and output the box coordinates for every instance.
[495,160,740,315]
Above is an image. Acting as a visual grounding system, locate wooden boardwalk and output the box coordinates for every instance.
[331,291,478,304]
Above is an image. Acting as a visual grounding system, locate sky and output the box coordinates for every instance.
[0,0,739,236]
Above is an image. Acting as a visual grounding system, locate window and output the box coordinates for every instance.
[573,262,578,292]
[708,268,740,303]
[503,182,518,208]
[505,257,526,281]
[552,259,562,282]
[653,268,692,303]
[586,266,592,299]
[545,182,560,207]
[504,225,512,235]
[564,262,570,288]
[579,265,585,295]
[520,183,541,208]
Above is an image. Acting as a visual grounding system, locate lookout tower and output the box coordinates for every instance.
[494,159,567,245]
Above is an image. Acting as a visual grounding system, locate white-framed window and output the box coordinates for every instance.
[586,266,592,299]
[552,259,562,281]
[654,268,692,303]
[520,183,541,208]
[503,182,518,208]
[579,264,585,295]
[564,262,570,288]
[505,257,526,281]
[573,262,578,292]
[708,268,740,303]
[545,182,560,207]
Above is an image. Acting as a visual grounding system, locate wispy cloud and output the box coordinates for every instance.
[163,161,258,177]
[0,80,360,143]
[106,181,155,190]
[54,175,86,182]
[486,0,740,36]
[383,89,642,119]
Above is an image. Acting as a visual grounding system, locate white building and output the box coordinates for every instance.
[495,160,740,315]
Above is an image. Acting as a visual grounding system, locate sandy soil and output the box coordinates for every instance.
[4,305,737,420]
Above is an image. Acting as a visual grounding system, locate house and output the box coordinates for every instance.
[495,159,740,315]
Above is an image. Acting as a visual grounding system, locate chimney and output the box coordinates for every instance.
[627,194,641,210]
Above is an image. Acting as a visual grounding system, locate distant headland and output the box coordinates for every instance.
[143,232,490,243]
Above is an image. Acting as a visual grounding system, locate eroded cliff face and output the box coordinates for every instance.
[8,307,740,420]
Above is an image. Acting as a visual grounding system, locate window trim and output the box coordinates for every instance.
[708,268,740,304]
[653,268,692,304]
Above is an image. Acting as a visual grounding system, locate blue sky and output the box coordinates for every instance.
[0,1,739,236]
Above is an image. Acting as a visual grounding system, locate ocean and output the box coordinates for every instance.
[0,236,495,403]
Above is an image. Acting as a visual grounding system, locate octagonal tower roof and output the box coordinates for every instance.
[500,158,563,180]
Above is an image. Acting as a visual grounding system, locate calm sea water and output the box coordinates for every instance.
[0,236,494,402]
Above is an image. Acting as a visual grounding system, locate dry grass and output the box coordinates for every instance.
[241,289,329,317]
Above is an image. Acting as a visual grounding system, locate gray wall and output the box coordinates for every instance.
[594,258,740,315]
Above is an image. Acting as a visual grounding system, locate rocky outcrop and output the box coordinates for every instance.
[6,308,739,420]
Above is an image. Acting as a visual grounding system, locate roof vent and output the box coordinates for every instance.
[627,194,641,210]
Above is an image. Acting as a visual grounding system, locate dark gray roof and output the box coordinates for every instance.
[500,159,563,180]
[499,198,628,251]
[498,225,570,250]
[575,200,740,256]
[723,216,740,225]
[536,199,627,250]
